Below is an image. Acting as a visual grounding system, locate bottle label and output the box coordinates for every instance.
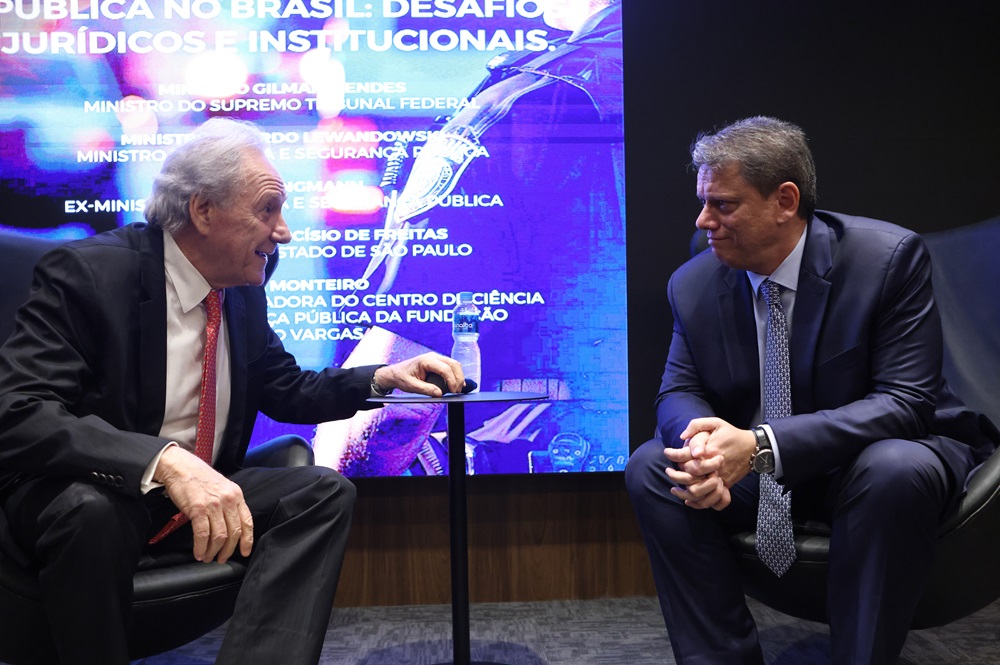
[453,312,479,335]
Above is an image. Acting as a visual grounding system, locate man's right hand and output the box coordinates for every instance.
[153,446,253,564]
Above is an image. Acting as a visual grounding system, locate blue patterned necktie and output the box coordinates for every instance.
[756,279,796,576]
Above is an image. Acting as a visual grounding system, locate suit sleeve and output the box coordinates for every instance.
[0,246,170,496]
[256,329,379,424]
[654,271,719,446]
[231,284,379,426]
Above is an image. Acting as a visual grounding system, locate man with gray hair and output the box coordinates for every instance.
[626,117,997,663]
[0,117,466,664]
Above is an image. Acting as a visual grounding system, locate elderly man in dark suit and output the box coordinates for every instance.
[625,117,997,664]
[0,117,466,665]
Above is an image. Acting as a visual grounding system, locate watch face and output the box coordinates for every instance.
[753,449,776,474]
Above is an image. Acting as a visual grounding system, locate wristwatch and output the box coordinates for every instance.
[749,426,776,475]
[370,366,394,397]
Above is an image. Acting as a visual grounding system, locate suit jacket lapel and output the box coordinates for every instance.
[221,288,248,469]
[791,217,833,415]
[718,267,761,423]
[137,227,167,435]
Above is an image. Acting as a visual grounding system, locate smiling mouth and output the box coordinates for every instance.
[255,250,269,262]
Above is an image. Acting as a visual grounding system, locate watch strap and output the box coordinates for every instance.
[752,425,770,451]
[750,425,773,473]
[370,365,394,397]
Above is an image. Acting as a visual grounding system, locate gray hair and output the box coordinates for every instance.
[691,116,817,219]
[145,117,269,234]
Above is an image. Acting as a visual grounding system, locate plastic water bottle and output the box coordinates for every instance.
[451,291,481,392]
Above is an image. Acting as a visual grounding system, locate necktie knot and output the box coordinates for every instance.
[762,279,782,306]
[205,289,222,324]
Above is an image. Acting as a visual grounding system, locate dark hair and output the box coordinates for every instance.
[691,116,817,219]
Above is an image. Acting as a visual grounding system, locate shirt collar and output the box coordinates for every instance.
[746,225,807,297]
[164,231,218,314]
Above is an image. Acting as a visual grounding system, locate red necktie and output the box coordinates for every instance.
[149,290,222,545]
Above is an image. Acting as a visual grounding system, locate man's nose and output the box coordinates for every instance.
[273,215,291,244]
[695,207,715,230]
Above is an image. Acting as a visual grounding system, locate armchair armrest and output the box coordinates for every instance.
[938,440,1000,535]
[244,435,315,468]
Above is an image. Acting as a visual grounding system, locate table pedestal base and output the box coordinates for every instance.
[369,391,546,665]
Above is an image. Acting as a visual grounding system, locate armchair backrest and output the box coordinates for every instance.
[0,232,66,346]
[924,215,1000,429]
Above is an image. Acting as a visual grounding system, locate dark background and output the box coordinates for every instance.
[623,0,1000,444]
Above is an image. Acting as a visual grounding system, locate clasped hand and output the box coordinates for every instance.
[664,417,756,511]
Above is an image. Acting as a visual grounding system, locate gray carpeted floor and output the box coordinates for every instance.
[130,596,1000,664]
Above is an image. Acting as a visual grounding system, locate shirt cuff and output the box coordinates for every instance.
[760,424,784,480]
[140,442,177,494]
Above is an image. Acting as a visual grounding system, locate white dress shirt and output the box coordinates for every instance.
[140,232,232,492]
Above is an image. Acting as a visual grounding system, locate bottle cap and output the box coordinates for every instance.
[458,291,473,302]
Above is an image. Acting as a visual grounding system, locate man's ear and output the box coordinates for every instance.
[774,181,801,223]
[188,192,212,236]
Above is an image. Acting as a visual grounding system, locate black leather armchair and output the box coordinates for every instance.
[0,230,315,663]
[721,216,1000,628]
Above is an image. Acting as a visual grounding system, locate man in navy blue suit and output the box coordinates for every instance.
[625,117,997,664]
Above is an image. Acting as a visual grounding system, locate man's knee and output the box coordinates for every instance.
[839,439,949,513]
[288,466,357,518]
[39,481,135,526]
[624,438,667,499]
[860,439,944,484]
[319,466,356,510]
[625,438,696,522]
[17,480,146,564]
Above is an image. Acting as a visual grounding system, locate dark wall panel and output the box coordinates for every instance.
[625,1,1000,442]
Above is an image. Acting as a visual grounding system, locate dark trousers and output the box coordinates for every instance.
[2,461,356,665]
[625,437,969,665]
